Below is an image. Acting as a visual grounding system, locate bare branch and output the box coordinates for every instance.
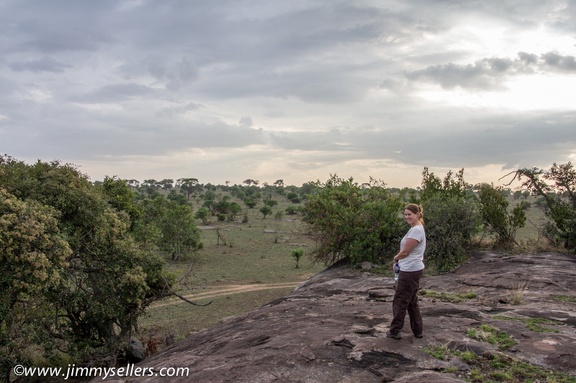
[171,291,212,306]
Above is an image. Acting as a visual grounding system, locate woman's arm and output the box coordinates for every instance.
[393,238,419,262]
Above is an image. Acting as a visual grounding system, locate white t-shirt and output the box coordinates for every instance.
[398,224,426,272]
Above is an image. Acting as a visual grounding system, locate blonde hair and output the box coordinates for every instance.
[405,203,424,224]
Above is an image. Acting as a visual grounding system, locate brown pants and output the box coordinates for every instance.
[390,269,423,336]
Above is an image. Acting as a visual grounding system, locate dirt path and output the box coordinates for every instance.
[152,282,302,308]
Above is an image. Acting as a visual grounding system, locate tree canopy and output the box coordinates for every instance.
[0,156,177,380]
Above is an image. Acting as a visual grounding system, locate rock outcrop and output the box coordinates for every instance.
[98,252,576,382]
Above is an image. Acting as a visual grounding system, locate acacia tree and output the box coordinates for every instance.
[177,177,199,200]
[507,162,576,252]
[477,183,527,248]
[304,175,404,266]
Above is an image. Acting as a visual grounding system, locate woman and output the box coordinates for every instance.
[387,203,426,340]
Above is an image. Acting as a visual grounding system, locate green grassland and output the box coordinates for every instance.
[141,196,325,339]
[140,192,551,341]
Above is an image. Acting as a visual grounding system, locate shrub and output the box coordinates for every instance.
[477,183,526,248]
[291,248,304,268]
[419,168,481,271]
[304,175,404,266]
[423,194,480,271]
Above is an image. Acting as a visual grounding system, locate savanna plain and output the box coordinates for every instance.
[140,193,547,345]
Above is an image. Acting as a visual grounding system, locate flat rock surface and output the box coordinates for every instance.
[96,251,576,382]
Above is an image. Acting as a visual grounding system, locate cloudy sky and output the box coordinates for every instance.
[1,0,575,187]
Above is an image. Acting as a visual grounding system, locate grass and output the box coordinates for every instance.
[553,295,576,303]
[509,279,528,305]
[141,287,296,338]
[424,342,576,383]
[511,196,547,242]
[141,195,325,339]
[493,315,561,333]
[467,324,518,351]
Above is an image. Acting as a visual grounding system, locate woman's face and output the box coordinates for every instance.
[404,209,419,226]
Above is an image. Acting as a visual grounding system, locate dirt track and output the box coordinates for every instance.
[152,282,301,308]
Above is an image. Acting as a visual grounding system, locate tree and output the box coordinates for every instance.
[243,179,259,186]
[0,156,173,371]
[159,179,174,191]
[137,196,202,260]
[195,207,210,225]
[177,178,199,200]
[260,205,272,219]
[0,189,72,382]
[506,162,576,251]
[100,176,142,229]
[160,201,202,260]
[477,183,526,248]
[304,175,404,266]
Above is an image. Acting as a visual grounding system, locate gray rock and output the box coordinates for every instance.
[91,251,576,382]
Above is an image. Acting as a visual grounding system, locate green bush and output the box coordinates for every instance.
[477,183,526,248]
[419,168,481,271]
[423,194,480,271]
[304,175,404,266]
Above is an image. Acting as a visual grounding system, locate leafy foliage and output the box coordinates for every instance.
[418,168,481,271]
[134,196,202,260]
[304,175,404,266]
[291,248,304,268]
[510,162,576,252]
[0,156,174,376]
[477,183,527,248]
[0,189,72,379]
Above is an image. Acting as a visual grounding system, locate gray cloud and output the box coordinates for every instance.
[404,52,576,90]
[9,56,71,73]
[72,83,157,104]
[1,0,575,186]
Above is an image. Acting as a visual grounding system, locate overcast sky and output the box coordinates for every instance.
[1,0,575,187]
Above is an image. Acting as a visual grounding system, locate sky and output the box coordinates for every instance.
[1,0,575,188]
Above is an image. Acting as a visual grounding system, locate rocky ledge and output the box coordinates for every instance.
[98,251,576,382]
